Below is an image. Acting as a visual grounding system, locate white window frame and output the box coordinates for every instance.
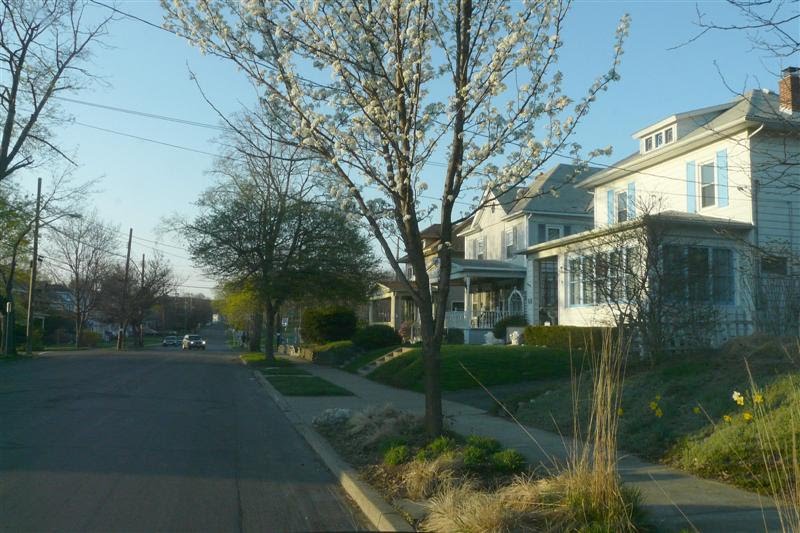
[664,127,674,144]
[644,136,653,152]
[504,227,515,258]
[654,132,664,148]
[699,160,716,209]
[476,236,485,260]
[616,190,628,223]
[545,224,563,242]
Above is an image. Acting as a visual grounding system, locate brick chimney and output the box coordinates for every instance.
[779,67,800,114]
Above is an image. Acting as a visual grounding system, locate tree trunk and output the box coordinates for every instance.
[264,300,277,363]
[75,322,83,349]
[418,304,443,436]
[248,310,261,352]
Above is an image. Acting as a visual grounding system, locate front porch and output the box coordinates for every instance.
[441,258,527,344]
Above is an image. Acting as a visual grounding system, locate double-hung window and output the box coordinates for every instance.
[546,225,563,241]
[505,227,516,259]
[700,162,716,208]
[476,237,485,260]
[663,245,734,304]
[568,258,581,306]
[617,191,628,223]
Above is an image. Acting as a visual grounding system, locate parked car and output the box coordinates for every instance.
[182,334,206,350]
[161,335,178,347]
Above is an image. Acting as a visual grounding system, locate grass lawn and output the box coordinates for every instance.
[240,352,297,367]
[265,375,353,396]
[369,344,577,391]
[341,345,401,373]
[502,337,800,493]
[261,366,310,376]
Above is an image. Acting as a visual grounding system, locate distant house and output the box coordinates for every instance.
[367,222,468,337]
[443,164,597,343]
[524,67,800,348]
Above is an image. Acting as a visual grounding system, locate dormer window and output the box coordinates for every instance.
[643,126,675,153]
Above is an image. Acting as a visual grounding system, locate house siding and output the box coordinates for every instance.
[594,132,755,226]
[750,132,800,256]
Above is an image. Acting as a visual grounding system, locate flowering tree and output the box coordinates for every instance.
[164,0,629,435]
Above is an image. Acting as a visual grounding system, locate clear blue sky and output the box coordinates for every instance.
[14,0,796,296]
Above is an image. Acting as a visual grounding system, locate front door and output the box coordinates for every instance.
[538,258,558,325]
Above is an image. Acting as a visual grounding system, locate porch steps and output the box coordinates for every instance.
[357,346,415,376]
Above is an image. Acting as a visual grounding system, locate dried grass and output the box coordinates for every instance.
[422,481,521,533]
[402,452,462,500]
[346,404,423,448]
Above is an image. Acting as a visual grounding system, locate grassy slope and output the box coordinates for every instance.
[369,345,577,392]
[508,339,800,492]
[342,345,401,373]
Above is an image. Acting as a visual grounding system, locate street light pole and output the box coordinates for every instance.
[25,178,42,355]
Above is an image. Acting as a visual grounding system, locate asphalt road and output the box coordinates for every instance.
[0,327,366,532]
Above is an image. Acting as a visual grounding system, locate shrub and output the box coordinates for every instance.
[462,444,490,471]
[523,325,612,351]
[352,324,401,350]
[445,328,464,344]
[79,331,101,347]
[301,306,357,343]
[466,435,502,454]
[383,444,410,466]
[491,449,526,474]
[308,340,357,366]
[492,315,527,340]
[416,435,457,461]
[398,320,414,342]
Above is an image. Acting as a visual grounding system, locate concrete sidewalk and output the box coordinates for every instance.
[273,358,783,533]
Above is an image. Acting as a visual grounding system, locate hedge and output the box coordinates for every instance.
[301,306,357,344]
[302,340,358,366]
[352,325,401,350]
[522,325,614,351]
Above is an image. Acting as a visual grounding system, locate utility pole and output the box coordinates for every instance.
[117,228,133,351]
[25,178,42,355]
[139,253,145,347]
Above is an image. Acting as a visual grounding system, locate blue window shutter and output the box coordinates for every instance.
[607,190,614,224]
[627,182,636,218]
[537,224,546,243]
[717,149,729,207]
[686,161,696,213]
[564,225,572,236]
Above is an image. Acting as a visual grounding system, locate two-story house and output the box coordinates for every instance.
[447,163,597,343]
[367,221,468,335]
[524,67,800,348]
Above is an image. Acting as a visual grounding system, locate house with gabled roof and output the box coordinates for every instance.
[524,67,800,348]
[442,163,598,343]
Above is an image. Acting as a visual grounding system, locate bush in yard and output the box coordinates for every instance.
[523,325,611,351]
[383,444,411,466]
[467,435,502,454]
[416,435,457,461]
[490,449,526,474]
[352,324,401,350]
[444,328,464,344]
[301,306,357,343]
[492,315,527,341]
[79,331,101,347]
[308,340,357,366]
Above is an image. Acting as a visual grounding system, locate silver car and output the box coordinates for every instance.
[182,334,206,350]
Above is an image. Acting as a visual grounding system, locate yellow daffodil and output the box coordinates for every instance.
[649,401,658,411]
[655,394,662,402]
[723,415,732,423]
[743,412,753,422]
[753,393,764,405]
[692,406,701,415]
[655,408,663,418]
[732,391,744,406]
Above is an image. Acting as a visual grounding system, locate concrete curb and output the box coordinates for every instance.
[240,357,413,532]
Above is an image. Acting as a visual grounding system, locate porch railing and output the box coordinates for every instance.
[445,310,520,330]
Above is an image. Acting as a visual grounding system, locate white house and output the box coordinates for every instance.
[524,67,800,348]
[444,163,597,343]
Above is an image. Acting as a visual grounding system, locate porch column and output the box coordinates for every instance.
[464,277,472,336]
[368,300,374,324]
